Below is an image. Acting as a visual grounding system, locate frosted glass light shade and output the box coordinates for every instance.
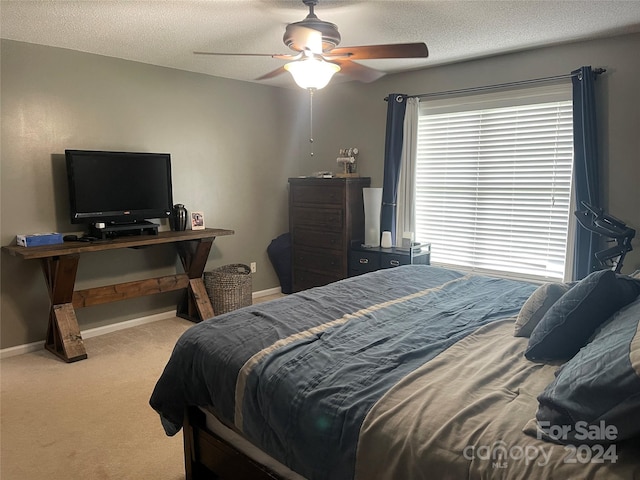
[284,58,340,90]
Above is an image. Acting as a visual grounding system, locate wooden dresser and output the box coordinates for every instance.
[289,177,371,292]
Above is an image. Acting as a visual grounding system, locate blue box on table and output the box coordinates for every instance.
[16,232,64,247]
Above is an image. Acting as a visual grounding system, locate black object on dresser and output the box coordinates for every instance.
[289,177,371,292]
[349,242,431,277]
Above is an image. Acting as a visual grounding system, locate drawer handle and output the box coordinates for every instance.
[359,258,369,264]
[390,260,400,267]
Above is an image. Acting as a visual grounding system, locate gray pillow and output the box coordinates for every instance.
[514,282,572,337]
[532,298,640,444]
[525,269,640,361]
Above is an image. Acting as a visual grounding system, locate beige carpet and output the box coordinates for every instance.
[1,292,284,480]
[1,317,192,480]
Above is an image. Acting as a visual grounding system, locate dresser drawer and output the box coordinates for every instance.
[292,228,344,250]
[293,269,342,291]
[291,184,344,205]
[349,250,380,275]
[380,252,411,269]
[291,207,343,231]
[293,246,344,276]
[348,243,431,277]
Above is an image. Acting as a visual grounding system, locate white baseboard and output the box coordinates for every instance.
[252,286,282,298]
[0,310,176,360]
[81,310,177,340]
[0,287,283,360]
[0,341,47,359]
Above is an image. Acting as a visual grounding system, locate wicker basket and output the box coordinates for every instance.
[204,264,252,316]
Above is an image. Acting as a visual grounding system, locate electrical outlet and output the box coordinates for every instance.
[250,262,257,273]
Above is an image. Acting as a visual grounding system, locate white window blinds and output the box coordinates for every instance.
[415,84,573,281]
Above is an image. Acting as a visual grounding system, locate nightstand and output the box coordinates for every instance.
[349,242,431,276]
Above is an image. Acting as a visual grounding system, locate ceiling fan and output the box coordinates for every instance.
[194,0,429,89]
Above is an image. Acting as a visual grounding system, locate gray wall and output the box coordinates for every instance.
[2,32,639,349]
[1,40,295,348]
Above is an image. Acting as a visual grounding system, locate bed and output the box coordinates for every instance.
[150,264,640,479]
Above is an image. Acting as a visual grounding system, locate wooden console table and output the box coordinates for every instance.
[2,228,234,362]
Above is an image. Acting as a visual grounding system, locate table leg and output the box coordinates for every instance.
[42,255,87,362]
[176,238,215,322]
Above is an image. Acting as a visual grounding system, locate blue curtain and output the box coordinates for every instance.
[381,94,407,243]
[572,66,602,280]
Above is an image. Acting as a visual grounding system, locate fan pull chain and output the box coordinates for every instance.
[309,88,314,157]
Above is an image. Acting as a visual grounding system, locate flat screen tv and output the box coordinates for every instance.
[65,149,174,229]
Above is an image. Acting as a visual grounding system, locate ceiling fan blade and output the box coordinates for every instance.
[194,51,296,60]
[328,42,429,60]
[332,59,385,84]
[287,24,323,54]
[255,66,288,81]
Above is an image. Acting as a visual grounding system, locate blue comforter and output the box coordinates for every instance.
[150,265,537,479]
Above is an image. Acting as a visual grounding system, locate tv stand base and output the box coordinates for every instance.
[90,221,159,240]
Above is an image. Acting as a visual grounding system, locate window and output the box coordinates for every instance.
[415,84,573,281]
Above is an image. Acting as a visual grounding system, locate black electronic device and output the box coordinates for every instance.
[65,149,173,238]
[575,201,636,273]
[89,222,159,240]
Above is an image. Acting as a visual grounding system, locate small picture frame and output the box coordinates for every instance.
[191,211,205,230]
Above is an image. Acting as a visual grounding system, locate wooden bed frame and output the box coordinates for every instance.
[183,407,285,480]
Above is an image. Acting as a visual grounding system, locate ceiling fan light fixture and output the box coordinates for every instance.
[284,57,340,90]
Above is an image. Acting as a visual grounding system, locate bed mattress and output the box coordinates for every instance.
[151,265,640,479]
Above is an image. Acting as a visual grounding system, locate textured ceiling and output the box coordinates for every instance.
[2,0,640,89]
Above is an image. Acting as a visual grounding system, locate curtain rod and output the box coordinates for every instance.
[384,68,606,101]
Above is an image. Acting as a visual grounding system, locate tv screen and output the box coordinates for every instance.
[65,149,174,226]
